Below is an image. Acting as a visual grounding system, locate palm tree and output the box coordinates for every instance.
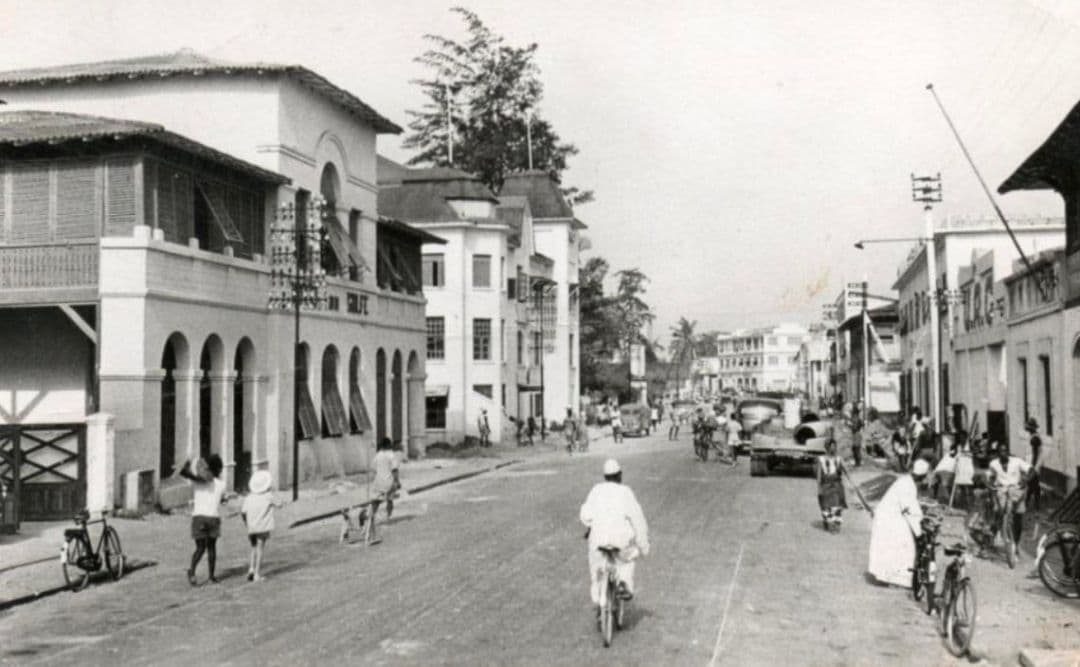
[668,317,697,399]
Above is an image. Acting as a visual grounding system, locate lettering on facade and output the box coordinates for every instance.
[346,292,369,316]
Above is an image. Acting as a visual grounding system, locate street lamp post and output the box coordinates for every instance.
[913,174,943,434]
[269,199,328,501]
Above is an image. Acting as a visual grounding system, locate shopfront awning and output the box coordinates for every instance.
[425,384,450,398]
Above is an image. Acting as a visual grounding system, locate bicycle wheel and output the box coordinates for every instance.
[104,526,125,580]
[601,579,614,647]
[911,566,924,601]
[62,536,91,591]
[944,578,976,657]
[1038,535,1080,598]
[615,593,625,630]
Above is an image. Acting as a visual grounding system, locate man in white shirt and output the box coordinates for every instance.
[988,445,1032,561]
[580,459,650,610]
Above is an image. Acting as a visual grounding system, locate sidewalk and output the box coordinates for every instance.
[0,440,563,611]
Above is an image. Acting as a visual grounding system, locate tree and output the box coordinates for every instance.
[404,7,593,204]
[578,256,619,390]
[611,268,655,354]
[668,317,698,398]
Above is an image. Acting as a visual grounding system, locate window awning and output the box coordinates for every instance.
[425,384,450,398]
[321,382,349,437]
[195,180,244,244]
[296,381,319,440]
[349,386,373,432]
[323,215,369,275]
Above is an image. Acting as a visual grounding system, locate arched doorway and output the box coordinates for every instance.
[321,345,345,437]
[234,338,255,491]
[199,335,224,459]
[348,347,366,433]
[392,350,403,445]
[376,348,387,444]
[160,333,189,478]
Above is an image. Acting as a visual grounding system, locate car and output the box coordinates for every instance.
[618,403,652,437]
[749,420,832,477]
[735,398,782,436]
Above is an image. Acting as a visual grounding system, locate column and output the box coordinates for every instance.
[407,373,426,459]
[173,371,200,466]
[210,371,236,488]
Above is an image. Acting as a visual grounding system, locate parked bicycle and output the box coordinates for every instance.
[1035,483,1080,598]
[966,484,1019,569]
[911,511,977,657]
[60,509,125,591]
[596,546,628,648]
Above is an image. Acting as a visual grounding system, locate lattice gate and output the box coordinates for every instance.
[0,424,86,522]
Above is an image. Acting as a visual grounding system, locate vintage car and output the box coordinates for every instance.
[618,403,652,437]
[735,399,782,441]
[750,420,832,477]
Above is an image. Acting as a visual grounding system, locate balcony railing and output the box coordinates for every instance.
[0,242,98,290]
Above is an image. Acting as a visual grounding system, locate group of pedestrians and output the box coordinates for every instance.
[179,437,403,586]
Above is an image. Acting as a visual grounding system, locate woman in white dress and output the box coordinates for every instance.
[868,459,930,586]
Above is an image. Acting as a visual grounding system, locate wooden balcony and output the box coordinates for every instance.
[0,242,99,305]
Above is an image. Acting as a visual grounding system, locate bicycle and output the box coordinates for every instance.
[966,486,1019,569]
[1034,484,1080,598]
[693,430,711,462]
[912,512,977,657]
[60,509,124,591]
[596,546,628,647]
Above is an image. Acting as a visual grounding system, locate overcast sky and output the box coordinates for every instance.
[3,0,1079,345]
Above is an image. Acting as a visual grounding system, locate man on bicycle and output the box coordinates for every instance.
[987,444,1032,563]
[580,459,650,612]
[692,407,718,451]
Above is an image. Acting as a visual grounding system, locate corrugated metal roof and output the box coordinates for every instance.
[377,216,446,245]
[0,49,401,134]
[0,110,287,183]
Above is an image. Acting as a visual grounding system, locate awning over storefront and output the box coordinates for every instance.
[323,215,369,275]
[425,384,450,398]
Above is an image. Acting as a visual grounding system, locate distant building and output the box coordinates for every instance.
[796,324,833,409]
[717,323,807,393]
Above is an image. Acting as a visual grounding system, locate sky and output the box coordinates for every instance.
[3,0,1080,347]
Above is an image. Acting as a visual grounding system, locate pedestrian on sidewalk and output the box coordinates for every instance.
[1024,417,1044,512]
[867,459,930,587]
[179,455,226,586]
[564,408,579,454]
[650,403,660,431]
[478,408,491,448]
[240,470,276,582]
[527,415,537,446]
[611,409,623,443]
[368,438,401,543]
[668,405,681,441]
[847,402,864,467]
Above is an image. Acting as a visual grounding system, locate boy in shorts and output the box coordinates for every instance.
[241,470,276,582]
[369,438,401,542]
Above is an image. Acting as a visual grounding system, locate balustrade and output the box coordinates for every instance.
[0,243,98,289]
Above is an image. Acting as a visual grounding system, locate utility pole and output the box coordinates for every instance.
[525,109,534,170]
[861,278,870,426]
[912,173,943,433]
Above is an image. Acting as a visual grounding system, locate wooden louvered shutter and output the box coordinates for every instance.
[157,166,178,242]
[10,166,50,244]
[105,160,136,237]
[250,191,265,256]
[173,170,193,242]
[227,186,250,258]
[55,162,99,241]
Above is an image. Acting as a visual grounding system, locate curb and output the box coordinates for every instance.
[0,559,157,612]
[288,459,522,529]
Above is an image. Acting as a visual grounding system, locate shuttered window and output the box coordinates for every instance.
[321,382,349,437]
[10,166,50,243]
[56,162,98,241]
[105,160,136,237]
[195,180,244,244]
[296,381,319,440]
[349,386,373,433]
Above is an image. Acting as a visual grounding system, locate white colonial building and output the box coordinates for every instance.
[717,324,808,393]
[0,50,436,517]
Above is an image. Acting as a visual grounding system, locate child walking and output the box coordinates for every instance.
[240,470,275,582]
[179,455,226,585]
[367,438,401,543]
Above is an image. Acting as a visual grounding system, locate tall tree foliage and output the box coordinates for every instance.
[578,259,655,393]
[668,317,698,397]
[405,7,593,204]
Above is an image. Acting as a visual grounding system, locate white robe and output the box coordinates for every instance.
[868,474,922,587]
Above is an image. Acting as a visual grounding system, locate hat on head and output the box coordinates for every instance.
[912,459,931,477]
[248,470,272,494]
[1025,417,1039,432]
[603,458,621,476]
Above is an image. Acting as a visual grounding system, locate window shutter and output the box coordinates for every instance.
[195,180,244,244]
[10,166,50,243]
[173,170,193,242]
[157,166,178,242]
[296,381,319,440]
[55,162,98,241]
[349,386,373,432]
[105,160,136,237]
[321,382,349,437]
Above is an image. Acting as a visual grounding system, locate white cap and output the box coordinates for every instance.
[912,459,930,477]
[603,458,621,476]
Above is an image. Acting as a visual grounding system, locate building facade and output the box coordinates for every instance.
[0,51,433,513]
[377,160,554,445]
[717,323,807,393]
[892,216,1064,426]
